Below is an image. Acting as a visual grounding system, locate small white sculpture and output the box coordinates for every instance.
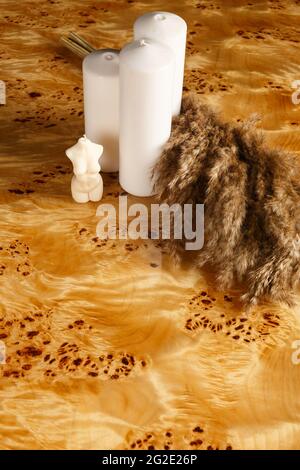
[66,135,104,203]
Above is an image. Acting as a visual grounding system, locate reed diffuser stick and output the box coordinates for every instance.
[68,32,95,53]
[60,33,96,58]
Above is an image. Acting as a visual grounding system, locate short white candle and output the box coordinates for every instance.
[134,12,187,116]
[83,49,119,173]
[119,38,174,197]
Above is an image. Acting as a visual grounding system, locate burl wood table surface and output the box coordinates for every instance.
[1,0,300,451]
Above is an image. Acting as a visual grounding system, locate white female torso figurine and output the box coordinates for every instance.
[66,135,103,203]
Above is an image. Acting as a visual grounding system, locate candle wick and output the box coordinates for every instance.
[154,13,166,21]
[139,39,147,47]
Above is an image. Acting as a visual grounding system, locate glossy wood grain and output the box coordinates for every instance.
[0,0,300,450]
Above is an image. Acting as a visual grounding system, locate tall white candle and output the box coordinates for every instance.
[119,38,174,197]
[83,49,119,173]
[134,12,187,116]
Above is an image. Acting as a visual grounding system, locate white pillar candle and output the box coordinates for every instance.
[83,49,119,173]
[134,12,187,116]
[119,38,174,197]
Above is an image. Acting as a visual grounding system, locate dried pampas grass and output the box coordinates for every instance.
[154,94,300,306]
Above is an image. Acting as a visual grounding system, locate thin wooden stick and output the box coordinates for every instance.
[68,32,95,53]
[60,36,90,58]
